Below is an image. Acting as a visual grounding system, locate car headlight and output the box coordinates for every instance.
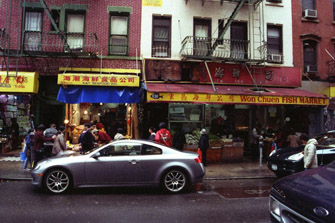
[269,197,281,217]
[287,152,304,161]
[269,150,276,157]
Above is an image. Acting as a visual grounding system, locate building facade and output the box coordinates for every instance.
[0,0,142,150]
[141,0,327,156]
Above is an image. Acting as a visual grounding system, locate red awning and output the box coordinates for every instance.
[146,83,328,106]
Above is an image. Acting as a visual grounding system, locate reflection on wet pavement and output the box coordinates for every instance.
[215,186,271,198]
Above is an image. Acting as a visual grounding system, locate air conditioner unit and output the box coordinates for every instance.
[304,9,317,19]
[268,54,282,63]
[306,65,318,73]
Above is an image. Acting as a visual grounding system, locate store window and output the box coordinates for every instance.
[194,18,211,56]
[152,16,171,58]
[230,22,248,59]
[23,11,43,51]
[303,40,318,73]
[267,25,283,63]
[65,11,85,51]
[109,14,129,55]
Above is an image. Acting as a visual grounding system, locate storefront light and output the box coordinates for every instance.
[64,119,69,124]
[84,110,88,115]
[128,106,132,112]
[100,103,103,106]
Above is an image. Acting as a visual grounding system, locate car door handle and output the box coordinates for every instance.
[129,160,140,164]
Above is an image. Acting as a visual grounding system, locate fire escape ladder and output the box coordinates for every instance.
[209,0,246,56]
[39,0,70,52]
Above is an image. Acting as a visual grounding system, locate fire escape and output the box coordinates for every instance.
[180,0,267,88]
[0,0,100,76]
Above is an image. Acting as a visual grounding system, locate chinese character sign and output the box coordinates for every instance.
[0,72,39,93]
[57,74,140,87]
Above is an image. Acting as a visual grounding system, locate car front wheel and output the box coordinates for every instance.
[44,169,72,194]
[162,169,188,193]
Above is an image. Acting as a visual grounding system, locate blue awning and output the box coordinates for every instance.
[57,86,140,104]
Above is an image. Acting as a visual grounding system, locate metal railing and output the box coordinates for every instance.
[22,31,99,56]
[180,36,250,61]
[152,45,171,58]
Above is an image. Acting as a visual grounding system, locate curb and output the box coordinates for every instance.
[0,177,32,181]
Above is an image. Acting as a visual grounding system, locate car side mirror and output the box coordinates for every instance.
[92,152,101,159]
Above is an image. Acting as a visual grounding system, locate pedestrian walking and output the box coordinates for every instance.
[155,122,172,147]
[23,129,34,170]
[32,124,55,168]
[198,129,209,166]
[52,126,67,156]
[148,126,156,141]
[80,123,95,154]
[287,128,300,148]
[300,134,318,170]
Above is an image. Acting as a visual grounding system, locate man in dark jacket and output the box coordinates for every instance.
[33,124,55,167]
[198,128,209,166]
[81,123,95,153]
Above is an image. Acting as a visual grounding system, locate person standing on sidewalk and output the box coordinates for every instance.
[198,129,209,166]
[300,134,318,170]
[23,129,34,170]
[52,126,67,156]
[32,124,55,168]
[155,122,172,147]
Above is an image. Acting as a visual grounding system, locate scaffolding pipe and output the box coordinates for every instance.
[204,61,216,92]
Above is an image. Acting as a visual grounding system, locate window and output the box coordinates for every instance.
[194,18,211,56]
[152,16,171,58]
[230,22,248,59]
[302,0,315,11]
[109,15,128,55]
[267,25,282,63]
[24,11,43,51]
[303,40,317,73]
[65,11,85,51]
[266,0,282,3]
[217,19,224,44]
[50,9,60,31]
[302,0,316,18]
[99,143,141,156]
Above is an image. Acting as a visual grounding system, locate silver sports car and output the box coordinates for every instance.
[31,139,205,194]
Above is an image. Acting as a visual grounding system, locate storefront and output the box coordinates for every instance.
[0,71,39,153]
[145,82,328,162]
[56,69,141,145]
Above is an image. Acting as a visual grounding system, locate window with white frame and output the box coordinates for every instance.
[267,25,282,63]
[109,15,128,55]
[24,11,43,51]
[66,12,85,51]
[152,16,171,58]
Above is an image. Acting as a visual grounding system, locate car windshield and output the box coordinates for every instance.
[83,145,104,155]
[317,133,335,146]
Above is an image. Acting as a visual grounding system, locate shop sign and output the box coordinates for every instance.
[0,71,39,93]
[142,0,162,7]
[57,73,140,87]
[147,92,329,106]
[197,63,301,87]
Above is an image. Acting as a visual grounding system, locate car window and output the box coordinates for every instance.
[141,144,162,155]
[99,143,141,156]
[318,133,335,146]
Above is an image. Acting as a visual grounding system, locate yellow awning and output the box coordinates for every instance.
[325,87,335,98]
[0,71,39,93]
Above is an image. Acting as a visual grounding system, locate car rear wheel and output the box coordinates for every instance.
[162,169,188,193]
[44,169,72,194]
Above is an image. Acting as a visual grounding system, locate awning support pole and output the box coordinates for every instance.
[204,61,216,92]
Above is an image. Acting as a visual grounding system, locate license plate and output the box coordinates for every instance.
[271,164,278,171]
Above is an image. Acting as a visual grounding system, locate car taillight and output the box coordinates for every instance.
[194,157,202,163]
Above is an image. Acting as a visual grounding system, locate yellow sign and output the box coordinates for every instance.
[142,0,162,7]
[147,92,329,106]
[58,73,140,87]
[59,67,141,74]
[0,72,39,93]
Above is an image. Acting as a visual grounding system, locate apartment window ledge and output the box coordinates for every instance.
[301,18,319,23]
[265,3,283,7]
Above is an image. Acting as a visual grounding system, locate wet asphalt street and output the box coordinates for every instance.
[0,178,276,223]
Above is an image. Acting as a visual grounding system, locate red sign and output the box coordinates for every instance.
[197,63,301,87]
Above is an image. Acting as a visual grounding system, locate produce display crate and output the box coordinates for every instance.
[222,146,243,162]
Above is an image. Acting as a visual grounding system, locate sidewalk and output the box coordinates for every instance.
[0,151,276,181]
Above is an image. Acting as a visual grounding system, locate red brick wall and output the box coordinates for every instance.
[292,0,335,80]
[0,0,142,76]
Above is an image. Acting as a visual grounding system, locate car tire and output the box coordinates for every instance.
[44,168,72,194]
[161,169,188,193]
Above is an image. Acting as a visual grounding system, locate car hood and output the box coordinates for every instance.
[272,162,335,222]
[270,145,304,159]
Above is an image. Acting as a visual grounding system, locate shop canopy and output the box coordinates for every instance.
[57,86,140,104]
[0,71,39,93]
[146,83,329,106]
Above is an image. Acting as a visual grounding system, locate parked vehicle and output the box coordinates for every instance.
[267,131,335,177]
[31,139,205,194]
[269,161,335,223]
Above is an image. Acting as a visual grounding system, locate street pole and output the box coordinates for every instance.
[259,135,264,169]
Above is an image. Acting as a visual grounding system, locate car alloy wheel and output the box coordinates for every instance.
[45,169,71,194]
[163,169,187,193]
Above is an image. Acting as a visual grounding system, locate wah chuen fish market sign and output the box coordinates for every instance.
[58,74,140,87]
[147,92,328,106]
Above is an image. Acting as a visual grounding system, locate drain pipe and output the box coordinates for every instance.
[204,61,216,92]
